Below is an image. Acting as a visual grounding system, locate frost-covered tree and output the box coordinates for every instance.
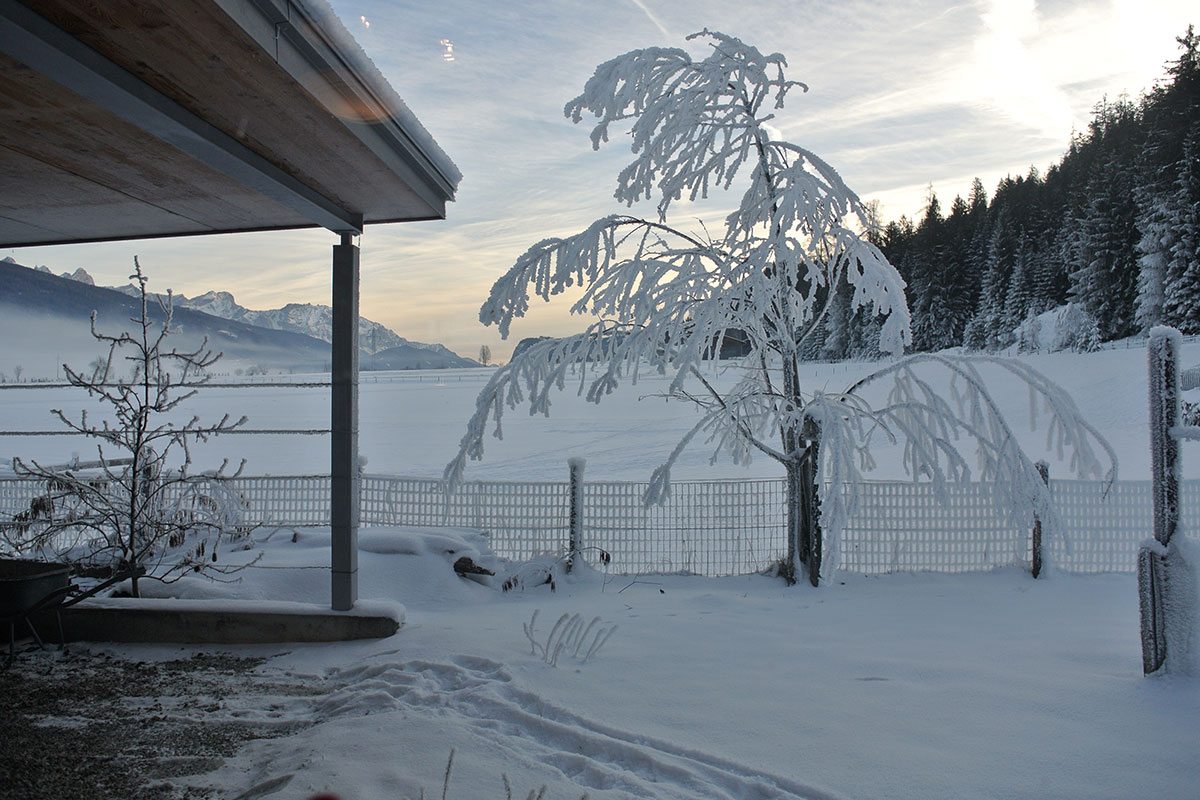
[1140,28,1200,333]
[1052,303,1102,353]
[1136,204,1170,333]
[1015,310,1043,354]
[9,260,252,596]
[1068,100,1143,341]
[965,207,1017,351]
[908,192,957,353]
[447,31,1115,584]
[1003,230,1035,334]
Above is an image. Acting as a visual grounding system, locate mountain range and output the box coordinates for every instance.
[154,288,460,358]
[0,258,477,373]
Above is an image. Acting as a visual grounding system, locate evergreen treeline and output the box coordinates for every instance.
[816,27,1200,359]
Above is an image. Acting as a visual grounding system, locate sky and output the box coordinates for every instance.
[5,0,1197,361]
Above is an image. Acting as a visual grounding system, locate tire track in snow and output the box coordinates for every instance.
[323,655,845,800]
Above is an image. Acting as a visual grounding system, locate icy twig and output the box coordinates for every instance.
[522,610,617,667]
[441,748,455,800]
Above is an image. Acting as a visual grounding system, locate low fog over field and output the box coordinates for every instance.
[4,341,1193,482]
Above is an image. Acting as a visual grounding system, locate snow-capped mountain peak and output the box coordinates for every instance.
[175,290,460,358]
[61,267,94,285]
[186,290,242,319]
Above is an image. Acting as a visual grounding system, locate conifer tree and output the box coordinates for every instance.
[1004,230,1035,330]
[881,30,1200,350]
[973,206,1018,349]
[941,194,980,345]
[1068,99,1142,340]
[909,192,948,351]
[1162,128,1200,331]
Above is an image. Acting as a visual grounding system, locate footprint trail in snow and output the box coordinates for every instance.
[321,655,845,800]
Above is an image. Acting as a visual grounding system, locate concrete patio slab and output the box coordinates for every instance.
[30,598,403,644]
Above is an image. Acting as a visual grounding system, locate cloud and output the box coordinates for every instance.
[626,0,674,40]
[9,0,1198,360]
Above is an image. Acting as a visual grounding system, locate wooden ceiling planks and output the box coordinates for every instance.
[0,53,302,238]
[0,0,447,245]
[22,0,432,219]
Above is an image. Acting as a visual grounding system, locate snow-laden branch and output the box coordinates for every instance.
[445,324,641,487]
[566,31,805,219]
[820,353,1118,577]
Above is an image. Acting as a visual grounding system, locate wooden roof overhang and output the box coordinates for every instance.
[0,0,460,611]
[0,0,460,247]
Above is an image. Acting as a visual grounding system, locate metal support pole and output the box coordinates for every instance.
[331,232,359,610]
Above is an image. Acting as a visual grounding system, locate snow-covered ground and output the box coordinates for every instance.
[6,344,1200,798]
[116,528,1195,800]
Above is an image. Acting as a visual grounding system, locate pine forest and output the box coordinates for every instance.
[821,27,1200,359]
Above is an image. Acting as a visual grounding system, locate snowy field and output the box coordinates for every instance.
[5,343,1200,798]
[5,340,1200,482]
[125,529,1196,800]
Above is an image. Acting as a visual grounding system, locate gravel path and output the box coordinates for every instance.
[0,646,320,799]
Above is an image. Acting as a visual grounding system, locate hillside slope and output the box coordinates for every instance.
[0,260,330,373]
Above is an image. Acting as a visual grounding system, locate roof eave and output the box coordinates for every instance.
[223,0,461,213]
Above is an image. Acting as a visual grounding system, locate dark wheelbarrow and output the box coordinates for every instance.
[1,558,72,669]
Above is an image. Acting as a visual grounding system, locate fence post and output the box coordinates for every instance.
[138,459,159,553]
[1032,461,1049,578]
[1140,327,1180,674]
[566,458,585,573]
[801,417,822,587]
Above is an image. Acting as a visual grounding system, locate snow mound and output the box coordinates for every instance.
[1012,303,1101,353]
[357,527,491,558]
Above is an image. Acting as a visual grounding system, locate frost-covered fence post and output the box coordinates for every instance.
[566,457,585,573]
[1031,461,1049,578]
[1149,328,1180,548]
[1140,326,1180,674]
[799,418,822,587]
[138,459,164,558]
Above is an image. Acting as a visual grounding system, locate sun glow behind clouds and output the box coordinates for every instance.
[957,0,1195,146]
[965,0,1079,141]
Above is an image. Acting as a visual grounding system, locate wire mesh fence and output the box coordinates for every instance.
[583,479,787,575]
[3,473,1197,577]
[836,481,1030,574]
